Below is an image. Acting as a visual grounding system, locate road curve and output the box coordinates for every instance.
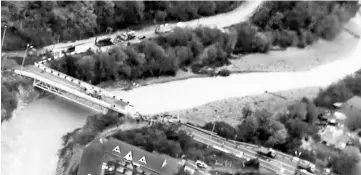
[3,1,263,57]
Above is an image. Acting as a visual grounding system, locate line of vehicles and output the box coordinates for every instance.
[192,130,326,175]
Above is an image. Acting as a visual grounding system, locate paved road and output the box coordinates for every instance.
[182,126,297,175]
[2,1,263,57]
[181,125,334,175]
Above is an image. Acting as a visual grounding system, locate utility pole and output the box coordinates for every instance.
[1,25,7,48]
[1,25,8,70]
[21,44,33,71]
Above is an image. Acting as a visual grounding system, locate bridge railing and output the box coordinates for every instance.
[182,123,312,165]
[33,63,133,106]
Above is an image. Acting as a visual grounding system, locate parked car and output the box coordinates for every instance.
[95,37,114,47]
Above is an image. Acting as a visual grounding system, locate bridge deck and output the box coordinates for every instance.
[23,66,126,108]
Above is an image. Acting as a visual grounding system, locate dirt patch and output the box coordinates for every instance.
[228,31,360,72]
[169,87,321,126]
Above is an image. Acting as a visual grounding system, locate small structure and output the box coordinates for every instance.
[336,96,361,118]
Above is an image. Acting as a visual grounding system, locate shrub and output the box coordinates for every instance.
[217,69,230,77]
[314,72,361,107]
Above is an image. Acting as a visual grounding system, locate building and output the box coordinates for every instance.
[319,96,361,149]
[333,96,361,120]
[77,137,184,175]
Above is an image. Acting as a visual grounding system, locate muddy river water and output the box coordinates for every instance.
[2,12,361,175]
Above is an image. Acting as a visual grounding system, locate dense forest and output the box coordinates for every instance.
[251,1,360,48]
[1,1,242,51]
[48,1,360,85]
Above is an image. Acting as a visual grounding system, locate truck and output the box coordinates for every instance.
[256,147,276,158]
[155,24,172,34]
[114,30,136,42]
[297,161,316,174]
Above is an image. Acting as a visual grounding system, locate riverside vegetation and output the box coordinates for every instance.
[48,1,360,84]
[1,1,242,51]
[60,68,361,175]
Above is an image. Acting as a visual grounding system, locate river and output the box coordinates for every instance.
[1,97,95,175]
[2,12,361,175]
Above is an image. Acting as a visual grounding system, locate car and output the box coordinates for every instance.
[195,160,208,169]
[257,147,276,158]
[138,35,146,40]
[297,161,316,174]
[95,38,114,47]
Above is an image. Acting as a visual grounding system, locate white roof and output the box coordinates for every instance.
[334,112,347,120]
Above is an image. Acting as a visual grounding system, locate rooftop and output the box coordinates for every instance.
[77,137,183,175]
[319,126,352,148]
[337,96,361,117]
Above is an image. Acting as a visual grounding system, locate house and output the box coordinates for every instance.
[334,96,361,119]
[319,126,353,149]
[77,137,183,175]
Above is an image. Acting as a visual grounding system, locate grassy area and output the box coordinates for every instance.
[169,87,321,126]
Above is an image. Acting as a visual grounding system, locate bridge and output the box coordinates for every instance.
[14,64,139,118]
[14,63,320,175]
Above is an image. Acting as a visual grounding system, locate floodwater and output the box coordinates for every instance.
[1,9,361,175]
[1,97,95,175]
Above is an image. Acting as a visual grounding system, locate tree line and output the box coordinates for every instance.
[251,1,360,48]
[1,1,242,51]
[200,96,361,175]
[202,97,319,154]
[48,1,359,85]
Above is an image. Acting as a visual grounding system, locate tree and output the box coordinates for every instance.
[332,147,361,175]
[203,121,237,139]
[315,14,342,40]
[242,105,253,119]
[155,10,167,23]
[301,97,318,124]
[346,111,361,131]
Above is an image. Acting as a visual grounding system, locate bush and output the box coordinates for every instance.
[84,111,123,132]
[331,147,361,175]
[217,69,230,77]
[314,71,361,107]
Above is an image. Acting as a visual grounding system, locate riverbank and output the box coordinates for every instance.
[100,17,360,91]
[169,87,321,126]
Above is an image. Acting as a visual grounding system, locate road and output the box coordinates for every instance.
[182,126,297,175]
[2,0,263,57]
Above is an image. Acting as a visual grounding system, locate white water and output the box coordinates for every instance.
[1,8,361,175]
[1,98,95,175]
